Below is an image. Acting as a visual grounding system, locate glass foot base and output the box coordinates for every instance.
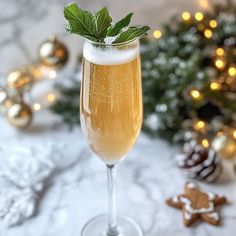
[81,214,144,236]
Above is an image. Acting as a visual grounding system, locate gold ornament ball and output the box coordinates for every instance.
[27,64,43,81]
[7,68,34,92]
[212,132,236,160]
[38,36,69,69]
[0,88,7,104]
[7,102,33,128]
[0,89,17,115]
[0,97,16,115]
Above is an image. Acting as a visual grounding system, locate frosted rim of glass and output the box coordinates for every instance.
[83,42,139,65]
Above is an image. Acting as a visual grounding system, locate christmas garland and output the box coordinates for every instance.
[51,1,236,144]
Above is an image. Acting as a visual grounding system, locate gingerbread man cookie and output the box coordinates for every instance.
[166,182,227,226]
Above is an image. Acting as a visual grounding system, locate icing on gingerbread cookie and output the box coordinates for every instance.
[166,182,227,226]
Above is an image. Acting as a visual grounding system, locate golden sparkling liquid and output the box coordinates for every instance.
[80,56,142,164]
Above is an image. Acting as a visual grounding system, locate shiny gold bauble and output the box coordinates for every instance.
[0,97,16,115]
[27,64,43,81]
[212,132,236,160]
[0,88,7,105]
[0,89,17,114]
[6,68,34,92]
[38,36,69,68]
[7,102,33,128]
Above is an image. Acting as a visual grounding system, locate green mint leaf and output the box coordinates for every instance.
[94,7,112,41]
[64,2,150,44]
[64,3,97,41]
[107,13,133,37]
[113,26,150,44]
[64,23,97,41]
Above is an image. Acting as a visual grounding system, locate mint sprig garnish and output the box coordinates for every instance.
[64,3,150,44]
[93,8,112,40]
[107,13,133,37]
[112,26,150,44]
[64,3,97,42]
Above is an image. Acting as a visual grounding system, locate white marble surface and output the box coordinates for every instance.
[1,0,236,235]
[0,110,236,236]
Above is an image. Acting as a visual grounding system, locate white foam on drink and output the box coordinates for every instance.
[83,42,139,65]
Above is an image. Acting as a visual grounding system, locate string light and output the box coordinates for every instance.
[215,59,225,69]
[228,67,236,76]
[182,11,191,21]
[153,30,162,39]
[201,138,209,148]
[216,48,224,56]
[194,120,206,132]
[195,12,204,21]
[209,20,217,28]
[210,82,222,90]
[190,89,202,100]
[33,103,41,111]
[49,70,57,79]
[204,29,213,38]
[233,130,236,139]
[33,93,57,111]
[47,93,56,102]
[197,121,205,129]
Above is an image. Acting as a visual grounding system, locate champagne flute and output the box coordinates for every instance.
[80,38,143,236]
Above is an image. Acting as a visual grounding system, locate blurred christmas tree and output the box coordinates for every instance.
[51,78,81,127]
[52,0,236,148]
[141,0,236,144]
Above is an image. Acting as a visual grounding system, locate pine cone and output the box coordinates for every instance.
[176,141,222,182]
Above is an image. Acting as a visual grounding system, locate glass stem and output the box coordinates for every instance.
[106,164,119,236]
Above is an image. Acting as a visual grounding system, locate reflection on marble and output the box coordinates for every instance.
[1,0,236,235]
